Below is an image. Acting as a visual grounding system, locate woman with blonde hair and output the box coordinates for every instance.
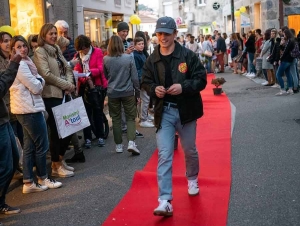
[33,23,75,177]
[104,35,140,154]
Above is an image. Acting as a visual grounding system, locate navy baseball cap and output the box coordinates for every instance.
[155,17,177,34]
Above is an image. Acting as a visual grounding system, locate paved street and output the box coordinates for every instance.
[1,69,300,226]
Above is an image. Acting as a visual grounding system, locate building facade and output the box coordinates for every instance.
[223,0,300,35]
[0,0,139,43]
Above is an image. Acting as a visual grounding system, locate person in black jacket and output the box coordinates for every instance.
[268,29,281,87]
[245,31,256,78]
[275,29,295,96]
[0,54,22,216]
[141,16,207,217]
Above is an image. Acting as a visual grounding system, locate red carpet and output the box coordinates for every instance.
[102,74,231,226]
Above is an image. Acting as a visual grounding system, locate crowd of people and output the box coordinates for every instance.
[3,15,299,221]
[182,27,300,96]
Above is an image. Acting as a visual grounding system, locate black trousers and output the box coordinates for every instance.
[44,98,72,162]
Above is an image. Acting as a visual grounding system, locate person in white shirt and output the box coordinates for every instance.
[186,36,199,54]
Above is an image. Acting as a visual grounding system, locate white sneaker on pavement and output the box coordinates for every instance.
[127,141,140,155]
[115,144,124,153]
[153,199,173,217]
[147,114,154,121]
[188,179,200,196]
[275,90,288,96]
[38,178,62,189]
[139,121,155,128]
[261,81,269,86]
[247,73,256,79]
[22,182,48,194]
[271,84,280,88]
[62,160,74,171]
[287,89,294,95]
[242,72,249,76]
[51,166,74,178]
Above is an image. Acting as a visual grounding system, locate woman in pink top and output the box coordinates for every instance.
[74,35,107,148]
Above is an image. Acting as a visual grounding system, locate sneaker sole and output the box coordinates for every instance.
[136,135,144,138]
[153,210,173,217]
[1,209,21,214]
[22,188,48,194]
[51,173,74,178]
[127,148,140,155]
[188,191,200,196]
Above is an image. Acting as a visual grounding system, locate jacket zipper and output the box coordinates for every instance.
[30,94,35,106]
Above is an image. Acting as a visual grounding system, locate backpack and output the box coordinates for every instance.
[290,41,300,59]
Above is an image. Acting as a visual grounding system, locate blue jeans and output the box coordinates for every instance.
[156,106,199,201]
[289,58,299,89]
[276,61,293,89]
[16,113,49,183]
[0,122,19,206]
[247,53,256,74]
[205,57,212,73]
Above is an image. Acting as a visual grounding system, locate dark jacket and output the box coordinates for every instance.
[245,35,256,53]
[280,39,295,62]
[217,37,226,53]
[133,50,146,83]
[141,41,207,129]
[63,38,77,62]
[0,61,20,125]
[269,37,281,64]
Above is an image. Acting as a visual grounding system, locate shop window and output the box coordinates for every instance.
[197,0,206,7]
[9,0,45,37]
[288,15,300,36]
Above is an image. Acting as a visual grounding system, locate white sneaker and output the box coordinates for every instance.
[287,89,294,95]
[271,84,280,88]
[38,178,62,189]
[62,160,74,171]
[127,141,140,155]
[247,73,256,79]
[153,199,173,217]
[147,114,154,121]
[261,81,269,86]
[242,72,249,76]
[116,144,124,153]
[139,121,154,128]
[22,182,48,194]
[275,90,288,96]
[51,166,74,178]
[188,179,200,196]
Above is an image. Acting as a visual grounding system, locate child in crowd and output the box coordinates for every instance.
[133,37,154,128]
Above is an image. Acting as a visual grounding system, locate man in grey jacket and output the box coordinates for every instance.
[0,54,22,217]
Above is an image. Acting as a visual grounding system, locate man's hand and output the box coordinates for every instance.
[155,86,167,98]
[125,45,134,54]
[166,84,182,95]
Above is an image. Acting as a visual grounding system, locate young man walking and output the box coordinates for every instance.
[141,16,207,217]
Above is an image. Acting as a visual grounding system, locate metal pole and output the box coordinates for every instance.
[231,0,235,32]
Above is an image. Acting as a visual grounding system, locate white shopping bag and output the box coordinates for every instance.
[52,95,90,139]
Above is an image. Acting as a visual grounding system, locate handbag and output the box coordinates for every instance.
[52,95,90,139]
[255,57,263,70]
[204,50,213,57]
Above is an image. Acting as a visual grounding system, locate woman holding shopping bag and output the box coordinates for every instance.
[33,23,75,178]
[10,35,62,193]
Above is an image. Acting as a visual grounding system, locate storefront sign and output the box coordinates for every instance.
[213,2,220,10]
[241,13,250,27]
